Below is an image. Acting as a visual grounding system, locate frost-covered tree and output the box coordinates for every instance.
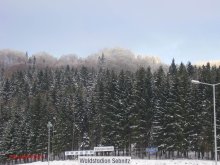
[152,66,168,150]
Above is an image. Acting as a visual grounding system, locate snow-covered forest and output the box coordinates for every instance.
[0,50,220,163]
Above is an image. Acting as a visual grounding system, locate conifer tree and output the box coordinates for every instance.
[117,70,133,149]
[130,67,152,148]
[152,66,168,150]
[164,59,182,152]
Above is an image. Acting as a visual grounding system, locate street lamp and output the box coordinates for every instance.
[52,117,56,161]
[47,121,53,165]
[192,80,220,165]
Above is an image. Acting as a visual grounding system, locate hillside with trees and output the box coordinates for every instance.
[0,48,164,76]
[0,50,220,163]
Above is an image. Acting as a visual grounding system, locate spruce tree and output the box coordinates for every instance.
[152,66,168,151]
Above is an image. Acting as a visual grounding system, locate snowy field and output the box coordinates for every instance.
[18,159,219,165]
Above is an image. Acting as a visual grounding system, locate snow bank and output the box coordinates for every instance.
[18,159,218,165]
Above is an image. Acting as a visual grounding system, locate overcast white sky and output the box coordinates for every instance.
[0,0,220,64]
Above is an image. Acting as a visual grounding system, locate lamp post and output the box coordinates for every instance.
[47,121,53,165]
[192,80,220,165]
[52,117,56,161]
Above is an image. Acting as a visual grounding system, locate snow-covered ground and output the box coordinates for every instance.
[18,159,219,165]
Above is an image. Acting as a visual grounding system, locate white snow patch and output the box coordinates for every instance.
[18,159,218,165]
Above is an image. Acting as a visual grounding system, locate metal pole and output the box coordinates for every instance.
[52,117,56,160]
[52,126,54,161]
[72,113,75,151]
[47,122,52,165]
[213,85,217,165]
[48,125,50,165]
